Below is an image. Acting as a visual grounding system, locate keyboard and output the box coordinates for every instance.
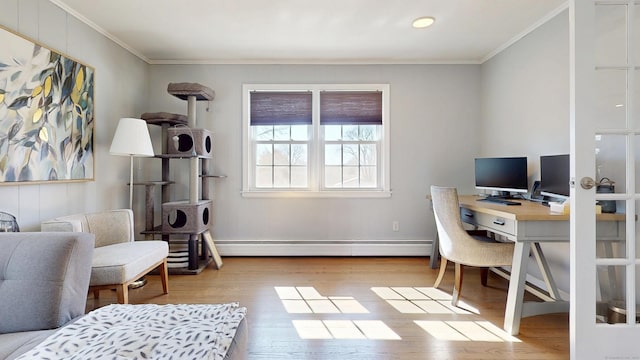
[477,197,521,206]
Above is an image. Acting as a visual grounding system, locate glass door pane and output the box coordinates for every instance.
[593,3,637,327]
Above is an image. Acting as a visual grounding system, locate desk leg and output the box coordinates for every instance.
[531,242,561,300]
[504,242,531,335]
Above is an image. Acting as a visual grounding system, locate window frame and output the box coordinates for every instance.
[242,84,391,198]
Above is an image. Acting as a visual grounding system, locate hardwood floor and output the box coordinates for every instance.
[87,257,569,359]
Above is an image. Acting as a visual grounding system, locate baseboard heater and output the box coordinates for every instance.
[214,239,432,257]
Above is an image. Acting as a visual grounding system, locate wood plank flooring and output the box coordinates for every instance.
[87,257,569,359]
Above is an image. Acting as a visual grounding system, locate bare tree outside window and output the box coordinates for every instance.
[324,125,379,188]
[254,125,309,188]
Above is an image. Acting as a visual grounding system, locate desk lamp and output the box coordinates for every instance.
[109,118,155,209]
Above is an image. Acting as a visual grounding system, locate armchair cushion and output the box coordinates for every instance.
[91,241,168,285]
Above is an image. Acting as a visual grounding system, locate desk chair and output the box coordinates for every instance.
[430,186,514,306]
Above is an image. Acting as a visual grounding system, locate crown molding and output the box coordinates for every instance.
[481,1,569,63]
[49,0,151,63]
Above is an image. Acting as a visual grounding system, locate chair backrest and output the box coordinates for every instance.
[0,232,94,333]
[431,186,514,267]
[430,186,482,263]
[41,209,135,248]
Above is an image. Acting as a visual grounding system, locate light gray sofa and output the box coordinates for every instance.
[0,232,95,360]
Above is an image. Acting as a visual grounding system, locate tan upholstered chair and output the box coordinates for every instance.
[430,186,514,306]
[41,209,169,304]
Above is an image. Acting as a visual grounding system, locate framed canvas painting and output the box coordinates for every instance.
[0,25,95,184]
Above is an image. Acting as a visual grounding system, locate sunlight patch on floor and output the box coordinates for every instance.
[354,320,402,340]
[307,299,341,313]
[332,298,369,313]
[297,286,326,299]
[275,286,303,299]
[415,320,521,343]
[292,320,333,339]
[279,286,515,343]
[371,287,477,314]
[281,300,313,314]
[275,286,369,314]
[292,320,401,340]
[278,286,400,340]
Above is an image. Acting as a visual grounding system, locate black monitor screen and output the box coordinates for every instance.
[474,157,528,194]
[540,154,570,199]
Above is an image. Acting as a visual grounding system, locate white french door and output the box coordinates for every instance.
[571,0,640,358]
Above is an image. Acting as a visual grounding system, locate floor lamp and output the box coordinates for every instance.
[109,118,155,209]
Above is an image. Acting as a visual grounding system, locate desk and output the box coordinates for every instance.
[429,195,625,335]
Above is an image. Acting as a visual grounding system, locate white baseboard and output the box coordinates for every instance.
[214,239,433,257]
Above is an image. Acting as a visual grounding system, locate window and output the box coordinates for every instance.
[243,84,390,197]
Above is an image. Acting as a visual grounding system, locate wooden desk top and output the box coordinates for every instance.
[428,195,625,222]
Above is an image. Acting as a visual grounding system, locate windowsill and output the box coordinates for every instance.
[241,190,392,198]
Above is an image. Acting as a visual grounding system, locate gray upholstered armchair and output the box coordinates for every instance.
[41,209,169,304]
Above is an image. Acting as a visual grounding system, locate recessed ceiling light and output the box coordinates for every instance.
[412,16,435,29]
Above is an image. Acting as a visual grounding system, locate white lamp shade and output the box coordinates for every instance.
[110,118,155,157]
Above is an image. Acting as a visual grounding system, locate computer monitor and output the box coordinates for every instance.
[474,157,528,196]
[540,154,570,200]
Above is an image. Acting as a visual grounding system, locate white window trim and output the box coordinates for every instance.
[242,84,391,198]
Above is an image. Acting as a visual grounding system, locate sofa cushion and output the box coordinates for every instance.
[91,241,168,285]
[0,233,94,334]
[0,329,56,360]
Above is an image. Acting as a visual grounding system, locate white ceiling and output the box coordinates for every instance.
[50,0,568,65]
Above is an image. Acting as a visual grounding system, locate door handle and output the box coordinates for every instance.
[493,219,506,226]
[580,177,595,190]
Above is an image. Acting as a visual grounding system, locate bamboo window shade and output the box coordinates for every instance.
[250,91,312,126]
[320,91,383,125]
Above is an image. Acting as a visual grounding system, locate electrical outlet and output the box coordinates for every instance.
[392,221,399,232]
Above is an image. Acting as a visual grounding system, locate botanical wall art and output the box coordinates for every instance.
[0,26,94,184]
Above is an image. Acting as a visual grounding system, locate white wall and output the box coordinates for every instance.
[0,0,149,231]
[480,10,570,292]
[145,64,482,254]
[0,1,570,264]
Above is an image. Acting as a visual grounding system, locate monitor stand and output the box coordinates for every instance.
[489,191,515,199]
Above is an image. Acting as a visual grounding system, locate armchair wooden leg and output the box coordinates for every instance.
[452,263,464,306]
[434,256,448,288]
[480,268,489,287]
[116,284,129,304]
[159,259,169,294]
